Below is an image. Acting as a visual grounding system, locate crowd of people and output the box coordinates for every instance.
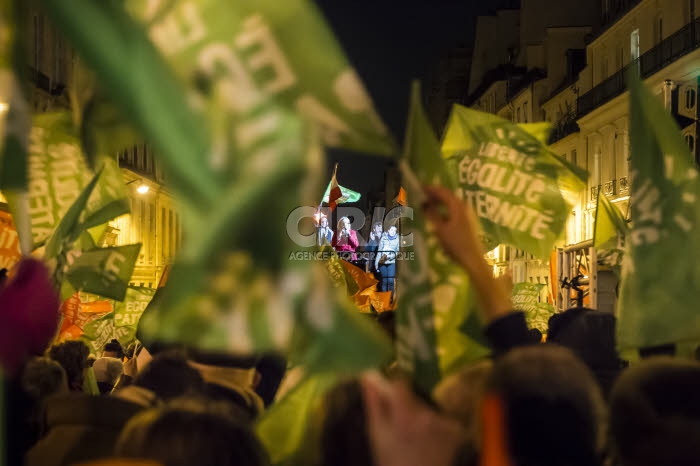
[321,215,401,300]
[3,186,700,466]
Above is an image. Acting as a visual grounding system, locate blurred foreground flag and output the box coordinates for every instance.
[442,105,587,259]
[124,0,396,157]
[617,75,700,349]
[398,82,489,392]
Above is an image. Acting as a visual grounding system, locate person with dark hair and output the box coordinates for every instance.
[48,340,90,392]
[254,353,288,408]
[131,351,205,401]
[103,339,125,360]
[609,357,700,466]
[318,378,374,466]
[486,345,606,466]
[376,311,396,342]
[186,349,264,421]
[365,221,383,275]
[21,357,69,401]
[547,307,624,397]
[115,398,270,466]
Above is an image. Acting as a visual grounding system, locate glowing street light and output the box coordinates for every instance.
[136,184,149,194]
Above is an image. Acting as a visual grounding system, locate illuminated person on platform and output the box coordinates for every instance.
[333,216,359,261]
[365,222,383,275]
[317,215,334,246]
[375,223,400,300]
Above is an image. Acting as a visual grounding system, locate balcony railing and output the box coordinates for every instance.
[603,179,617,197]
[578,18,700,119]
[591,185,600,203]
[619,176,630,194]
[549,111,580,144]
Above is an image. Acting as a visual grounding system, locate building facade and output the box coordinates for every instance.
[469,0,700,311]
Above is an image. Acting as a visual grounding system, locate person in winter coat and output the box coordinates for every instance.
[375,224,400,300]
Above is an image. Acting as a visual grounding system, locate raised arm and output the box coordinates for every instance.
[422,185,511,323]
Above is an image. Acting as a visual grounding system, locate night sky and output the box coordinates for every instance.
[314,0,489,197]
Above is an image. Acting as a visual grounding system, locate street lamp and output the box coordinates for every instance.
[125,179,150,194]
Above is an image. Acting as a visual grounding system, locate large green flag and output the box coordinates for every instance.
[398,83,489,392]
[64,243,142,301]
[25,113,129,248]
[124,0,395,159]
[43,0,391,378]
[593,192,628,270]
[442,105,587,259]
[617,76,700,349]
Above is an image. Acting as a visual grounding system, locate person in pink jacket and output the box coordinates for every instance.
[333,216,359,262]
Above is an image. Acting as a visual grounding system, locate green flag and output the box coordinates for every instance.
[64,244,142,301]
[81,311,117,355]
[398,83,489,392]
[511,282,553,333]
[322,180,361,205]
[124,0,395,158]
[24,113,129,248]
[256,373,338,465]
[442,105,587,259]
[112,286,156,348]
[37,0,218,210]
[617,76,700,349]
[593,192,628,270]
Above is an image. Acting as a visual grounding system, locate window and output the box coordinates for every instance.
[685,134,695,152]
[516,107,521,122]
[630,29,640,62]
[571,149,578,166]
[616,47,624,70]
[686,88,696,111]
[656,17,663,44]
[601,57,609,79]
[169,210,174,258]
[161,207,166,260]
[523,101,528,122]
[149,203,155,263]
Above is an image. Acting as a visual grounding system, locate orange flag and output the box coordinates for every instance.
[480,394,513,466]
[0,209,21,274]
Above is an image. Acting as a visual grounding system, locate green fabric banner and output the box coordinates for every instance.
[42,0,391,380]
[617,76,700,349]
[124,0,395,159]
[442,105,587,259]
[82,286,155,354]
[511,282,552,333]
[593,192,628,270]
[64,243,142,301]
[25,113,129,248]
[256,373,338,465]
[398,83,489,392]
[114,286,156,329]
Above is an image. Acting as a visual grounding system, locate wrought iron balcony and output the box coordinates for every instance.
[578,18,700,119]
[549,111,580,144]
[603,180,617,197]
[591,185,600,203]
[619,176,630,194]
